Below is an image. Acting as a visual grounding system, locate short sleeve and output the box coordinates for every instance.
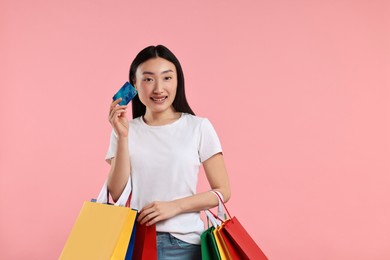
[105,129,118,164]
[199,118,223,163]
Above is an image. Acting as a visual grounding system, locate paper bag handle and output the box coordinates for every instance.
[96,176,132,206]
[205,210,221,228]
[210,190,232,220]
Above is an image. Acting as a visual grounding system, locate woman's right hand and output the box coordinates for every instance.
[108,98,129,138]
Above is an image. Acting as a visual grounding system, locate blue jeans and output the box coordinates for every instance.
[156,232,201,260]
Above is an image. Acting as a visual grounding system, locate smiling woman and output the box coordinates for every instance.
[106,45,231,259]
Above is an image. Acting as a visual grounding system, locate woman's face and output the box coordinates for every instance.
[134,57,178,115]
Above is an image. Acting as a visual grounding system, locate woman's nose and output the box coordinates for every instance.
[153,81,163,93]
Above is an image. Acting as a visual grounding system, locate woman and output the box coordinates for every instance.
[106,45,230,259]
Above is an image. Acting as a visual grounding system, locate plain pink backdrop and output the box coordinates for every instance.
[1,0,389,259]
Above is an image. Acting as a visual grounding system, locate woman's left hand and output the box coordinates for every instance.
[137,201,181,226]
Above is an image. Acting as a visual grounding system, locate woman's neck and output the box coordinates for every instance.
[143,108,181,126]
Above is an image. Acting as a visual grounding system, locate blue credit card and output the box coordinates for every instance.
[113,82,138,105]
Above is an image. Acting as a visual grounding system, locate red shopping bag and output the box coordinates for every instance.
[126,195,157,260]
[221,217,267,260]
[212,192,268,260]
[133,223,157,259]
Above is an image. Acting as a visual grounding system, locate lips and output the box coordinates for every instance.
[150,96,168,103]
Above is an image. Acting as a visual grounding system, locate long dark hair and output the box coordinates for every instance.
[129,45,195,119]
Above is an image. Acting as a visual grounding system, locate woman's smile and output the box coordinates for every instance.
[150,95,168,103]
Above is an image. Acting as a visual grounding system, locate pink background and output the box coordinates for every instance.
[1,0,389,259]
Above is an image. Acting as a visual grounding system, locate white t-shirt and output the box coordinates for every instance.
[105,113,222,244]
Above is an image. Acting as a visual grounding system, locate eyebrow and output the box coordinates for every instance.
[142,69,174,75]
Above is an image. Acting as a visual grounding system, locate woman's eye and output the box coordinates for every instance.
[164,76,172,80]
[143,78,153,82]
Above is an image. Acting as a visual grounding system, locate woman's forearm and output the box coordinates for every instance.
[138,188,230,226]
[107,137,131,202]
[174,188,231,214]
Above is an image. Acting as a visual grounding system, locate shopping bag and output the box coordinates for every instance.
[203,209,231,260]
[201,225,221,260]
[60,177,136,259]
[213,225,232,260]
[59,201,137,260]
[132,223,157,259]
[124,189,157,260]
[210,191,268,260]
[125,220,137,259]
[221,217,268,260]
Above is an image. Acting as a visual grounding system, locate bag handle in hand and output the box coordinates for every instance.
[96,176,132,206]
[205,210,220,228]
[210,190,232,221]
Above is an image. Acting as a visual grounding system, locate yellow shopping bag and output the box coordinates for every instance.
[60,201,137,260]
[213,225,232,260]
